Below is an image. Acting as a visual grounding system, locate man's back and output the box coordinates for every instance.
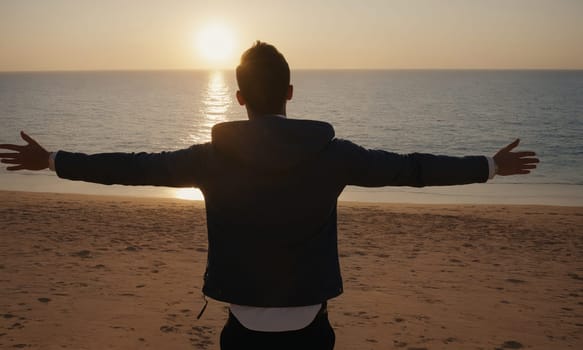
[53,115,489,307]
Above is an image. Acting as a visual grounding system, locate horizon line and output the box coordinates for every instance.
[2,68,583,74]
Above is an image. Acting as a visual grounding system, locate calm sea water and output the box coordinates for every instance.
[1,70,582,205]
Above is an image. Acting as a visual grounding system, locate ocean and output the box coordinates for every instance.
[1,70,582,205]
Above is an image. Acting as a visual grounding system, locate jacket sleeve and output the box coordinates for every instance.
[54,143,212,188]
[335,139,489,187]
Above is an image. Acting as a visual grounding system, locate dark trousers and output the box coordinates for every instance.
[220,303,335,350]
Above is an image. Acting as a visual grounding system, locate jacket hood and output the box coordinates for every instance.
[211,117,335,171]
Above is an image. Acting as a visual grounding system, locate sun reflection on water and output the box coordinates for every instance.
[204,71,231,118]
[184,71,232,144]
[176,71,231,201]
[174,188,204,201]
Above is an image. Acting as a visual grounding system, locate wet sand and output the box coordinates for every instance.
[0,190,582,349]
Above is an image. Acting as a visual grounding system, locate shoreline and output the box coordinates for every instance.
[1,189,582,210]
[1,190,582,349]
[1,171,583,206]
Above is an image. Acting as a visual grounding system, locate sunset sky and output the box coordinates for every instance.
[1,0,582,71]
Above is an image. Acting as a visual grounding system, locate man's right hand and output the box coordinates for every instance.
[0,131,50,171]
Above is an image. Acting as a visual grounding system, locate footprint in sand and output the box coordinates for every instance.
[393,340,407,348]
[496,340,524,349]
[506,278,526,284]
[71,250,92,258]
[8,322,24,330]
[189,326,214,349]
[160,325,177,333]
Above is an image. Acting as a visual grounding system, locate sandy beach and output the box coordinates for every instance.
[0,190,581,350]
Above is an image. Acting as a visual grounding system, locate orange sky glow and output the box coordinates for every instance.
[1,0,582,71]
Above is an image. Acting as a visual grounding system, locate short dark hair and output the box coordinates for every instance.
[236,41,290,115]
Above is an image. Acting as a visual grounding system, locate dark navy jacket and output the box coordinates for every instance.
[55,117,489,307]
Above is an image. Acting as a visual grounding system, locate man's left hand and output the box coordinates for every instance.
[493,139,539,176]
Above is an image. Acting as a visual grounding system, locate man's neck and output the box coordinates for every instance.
[249,114,286,120]
[246,107,287,120]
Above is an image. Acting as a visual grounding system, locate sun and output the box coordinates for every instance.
[196,22,236,66]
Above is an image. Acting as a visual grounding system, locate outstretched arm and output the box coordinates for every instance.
[340,138,539,187]
[0,131,210,188]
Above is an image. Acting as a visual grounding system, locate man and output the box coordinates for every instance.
[0,41,538,349]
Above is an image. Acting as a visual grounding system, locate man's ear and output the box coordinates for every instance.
[286,85,293,101]
[236,90,246,106]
